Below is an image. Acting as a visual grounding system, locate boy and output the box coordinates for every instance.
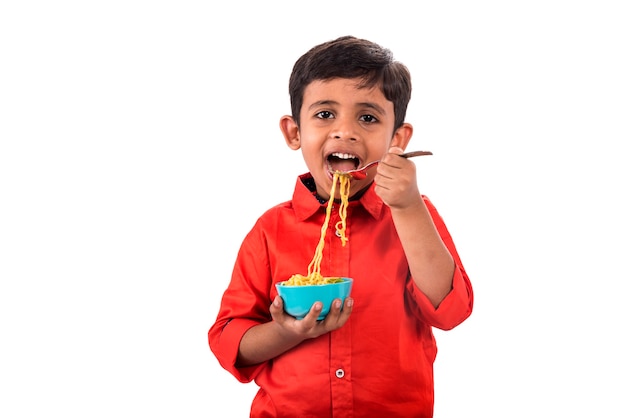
[209,36,473,417]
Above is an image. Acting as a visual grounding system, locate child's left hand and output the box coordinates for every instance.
[373,146,422,208]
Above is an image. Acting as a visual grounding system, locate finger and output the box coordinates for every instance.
[322,298,353,328]
[321,298,343,323]
[269,295,285,319]
[379,153,407,173]
[301,301,323,323]
[333,297,354,325]
[341,297,354,317]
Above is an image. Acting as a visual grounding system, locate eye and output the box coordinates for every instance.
[360,114,378,123]
[315,110,334,120]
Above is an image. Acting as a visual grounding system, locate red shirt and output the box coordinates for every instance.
[209,173,473,418]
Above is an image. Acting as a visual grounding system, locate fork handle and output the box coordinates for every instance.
[400,150,433,158]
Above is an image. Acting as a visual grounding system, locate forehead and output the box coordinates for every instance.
[302,78,390,107]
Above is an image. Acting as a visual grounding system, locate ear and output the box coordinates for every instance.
[280,115,301,150]
[390,123,413,150]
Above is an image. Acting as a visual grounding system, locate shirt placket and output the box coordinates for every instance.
[328,208,353,416]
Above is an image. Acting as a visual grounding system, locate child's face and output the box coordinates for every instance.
[281,77,410,201]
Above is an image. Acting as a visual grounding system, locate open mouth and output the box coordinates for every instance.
[327,152,360,173]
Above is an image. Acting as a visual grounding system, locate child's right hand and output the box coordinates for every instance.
[270,295,354,339]
[374,146,422,210]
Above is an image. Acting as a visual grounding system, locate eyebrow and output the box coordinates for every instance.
[308,100,387,115]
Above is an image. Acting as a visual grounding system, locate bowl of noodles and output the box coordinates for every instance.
[276,276,353,320]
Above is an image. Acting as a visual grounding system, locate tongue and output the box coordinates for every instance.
[330,159,357,173]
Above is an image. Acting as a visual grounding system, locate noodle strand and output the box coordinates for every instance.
[283,172,351,286]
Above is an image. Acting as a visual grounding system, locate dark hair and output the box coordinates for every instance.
[288,36,412,132]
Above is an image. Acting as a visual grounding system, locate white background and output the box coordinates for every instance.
[1,1,625,417]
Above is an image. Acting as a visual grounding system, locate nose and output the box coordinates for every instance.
[330,117,358,141]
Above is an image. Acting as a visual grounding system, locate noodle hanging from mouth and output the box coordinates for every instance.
[283,172,350,286]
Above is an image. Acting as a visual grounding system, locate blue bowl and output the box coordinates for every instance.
[275,278,353,320]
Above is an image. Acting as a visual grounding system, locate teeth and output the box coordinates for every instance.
[331,152,357,160]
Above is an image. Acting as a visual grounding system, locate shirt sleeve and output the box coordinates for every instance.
[405,196,474,330]
[208,220,273,383]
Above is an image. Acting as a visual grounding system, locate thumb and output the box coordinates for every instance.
[387,146,404,155]
[269,295,284,319]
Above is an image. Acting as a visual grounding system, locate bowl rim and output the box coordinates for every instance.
[276,277,353,287]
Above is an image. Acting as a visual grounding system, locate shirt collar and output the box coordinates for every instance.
[292,173,385,222]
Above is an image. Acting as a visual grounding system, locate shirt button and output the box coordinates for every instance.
[335,369,345,378]
[335,230,342,237]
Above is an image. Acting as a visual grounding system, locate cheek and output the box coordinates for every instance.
[299,143,324,168]
[298,132,326,153]
[370,140,393,155]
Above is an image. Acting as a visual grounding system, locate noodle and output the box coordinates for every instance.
[283,172,351,286]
